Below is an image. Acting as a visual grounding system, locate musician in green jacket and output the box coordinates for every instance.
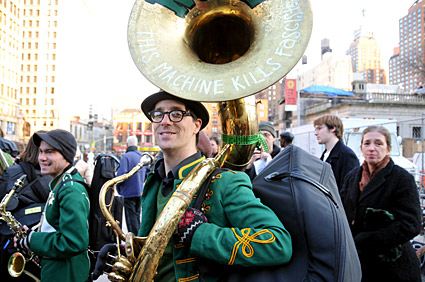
[14,129,90,282]
[138,91,292,282]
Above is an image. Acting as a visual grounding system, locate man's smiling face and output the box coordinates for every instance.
[38,140,69,178]
[153,99,201,153]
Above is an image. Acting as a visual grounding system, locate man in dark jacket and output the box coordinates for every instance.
[314,115,359,192]
[116,136,148,234]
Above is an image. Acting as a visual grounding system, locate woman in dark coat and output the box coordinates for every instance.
[341,125,422,282]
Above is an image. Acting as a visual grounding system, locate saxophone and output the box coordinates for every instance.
[99,154,154,281]
[0,174,41,278]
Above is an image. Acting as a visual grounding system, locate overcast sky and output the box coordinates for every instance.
[56,0,414,119]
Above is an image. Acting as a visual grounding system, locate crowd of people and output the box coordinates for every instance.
[0,91,421,282]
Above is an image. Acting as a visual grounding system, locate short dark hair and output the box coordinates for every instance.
[209,136,220,146]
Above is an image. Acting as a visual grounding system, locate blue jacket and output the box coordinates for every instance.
[116,146,147,198]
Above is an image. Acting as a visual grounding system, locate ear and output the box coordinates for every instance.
[194,118,202,134]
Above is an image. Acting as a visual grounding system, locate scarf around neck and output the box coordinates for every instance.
[359,155,390,192]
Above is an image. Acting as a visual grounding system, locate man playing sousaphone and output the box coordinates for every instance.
[92,90,293,281]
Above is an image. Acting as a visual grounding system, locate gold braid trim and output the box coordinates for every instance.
[176,257,196,264]
[228,228,276,265]
[178,274,199,282]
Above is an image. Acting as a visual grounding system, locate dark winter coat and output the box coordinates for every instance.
[0,162,51,208]
[340,159,422,282]
[321,140,359,192]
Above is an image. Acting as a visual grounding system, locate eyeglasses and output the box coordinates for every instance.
[148,110,193,123]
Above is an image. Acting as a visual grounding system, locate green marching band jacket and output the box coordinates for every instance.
[139,155,292,282]
[29,167,90,282]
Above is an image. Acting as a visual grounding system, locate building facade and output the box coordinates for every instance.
[113,109,155,154]
[203,102,221,138]
[254,81,282,122]
[0,0,22,141]
[299,52,353,91]
[19,0,61,140]
[0,0,63,143]
[346,13,386,84]
[389,1,425,92]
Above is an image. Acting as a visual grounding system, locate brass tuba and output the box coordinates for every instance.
[101,0,312,280]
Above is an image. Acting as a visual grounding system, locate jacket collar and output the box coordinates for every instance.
[327,140,344,159]
[126,146,138,152]
[154,152,205,181]
[358,159,394,201]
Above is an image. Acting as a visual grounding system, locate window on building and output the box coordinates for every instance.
[413,126,422,138]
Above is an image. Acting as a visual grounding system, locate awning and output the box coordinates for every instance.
[301,85,354,97]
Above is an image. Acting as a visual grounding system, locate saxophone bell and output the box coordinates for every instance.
[7,251,40,278]
[8,252,26,277]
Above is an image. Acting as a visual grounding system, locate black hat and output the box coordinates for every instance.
[141,90,209,130]
[33,129,77,164]
[280,131,294,142]
[258,121,276,138]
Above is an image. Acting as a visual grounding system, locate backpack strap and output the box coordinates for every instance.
[193,168,229,211]
[14,175,40,197]
[54,178,89,202]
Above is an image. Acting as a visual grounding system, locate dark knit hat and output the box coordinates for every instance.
[33,129,77,164]
[258,121,276,138]
[280,131,294,142]
[141,90,209,130]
